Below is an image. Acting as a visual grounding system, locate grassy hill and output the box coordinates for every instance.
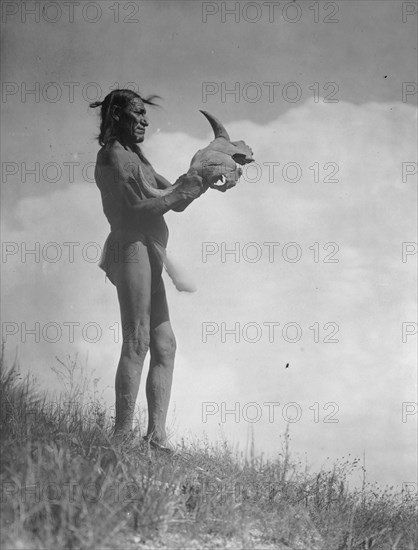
[1,352,416,550]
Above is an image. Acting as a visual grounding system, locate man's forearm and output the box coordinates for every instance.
[172,197,195,212]
[126,186,186,216]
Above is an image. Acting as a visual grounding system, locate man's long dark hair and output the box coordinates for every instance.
[90,89,160,146]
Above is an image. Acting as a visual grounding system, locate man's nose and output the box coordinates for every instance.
[140,116,149,127]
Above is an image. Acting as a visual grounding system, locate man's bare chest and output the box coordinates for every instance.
[124,150,158,190]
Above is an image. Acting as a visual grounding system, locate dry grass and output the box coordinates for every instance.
[1,350,416,550]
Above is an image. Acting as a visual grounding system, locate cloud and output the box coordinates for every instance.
[2,99,416,486]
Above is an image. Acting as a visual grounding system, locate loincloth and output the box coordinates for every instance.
[99,229,166,293]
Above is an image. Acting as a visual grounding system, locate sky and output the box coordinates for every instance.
[1,0,417,489]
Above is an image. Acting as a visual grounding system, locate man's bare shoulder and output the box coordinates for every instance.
[97,140,134,169]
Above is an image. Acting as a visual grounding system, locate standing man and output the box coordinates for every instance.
[90,89,205,450]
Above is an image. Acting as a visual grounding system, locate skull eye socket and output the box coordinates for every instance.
[212,174,227,187]
[233,153,253,165]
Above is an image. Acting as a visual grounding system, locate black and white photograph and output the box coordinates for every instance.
[1,0,417,548]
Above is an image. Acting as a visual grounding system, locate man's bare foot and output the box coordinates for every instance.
[142,436,177,455]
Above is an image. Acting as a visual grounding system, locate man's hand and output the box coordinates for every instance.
[175,174,206,201]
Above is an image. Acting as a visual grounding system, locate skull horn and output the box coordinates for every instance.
[200,110,230,141]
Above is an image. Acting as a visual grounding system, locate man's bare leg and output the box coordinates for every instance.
[146,320,176,445]
[112,241,152,440]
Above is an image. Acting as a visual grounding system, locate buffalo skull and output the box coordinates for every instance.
[187,111,254,192]
[135,111,254,197]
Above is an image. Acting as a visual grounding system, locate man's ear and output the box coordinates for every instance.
[110,105,122,122]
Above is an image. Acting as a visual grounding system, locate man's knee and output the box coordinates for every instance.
[122,322,151,360]
[152,331,177,364]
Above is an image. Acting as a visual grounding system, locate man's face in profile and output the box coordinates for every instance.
[118,98,149,144]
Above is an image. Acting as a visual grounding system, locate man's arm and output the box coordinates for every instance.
[153,170,206,212]
[103,147,204,215]
[101,148,187,217]
[122,168,204,216]
[123,182,186,216]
